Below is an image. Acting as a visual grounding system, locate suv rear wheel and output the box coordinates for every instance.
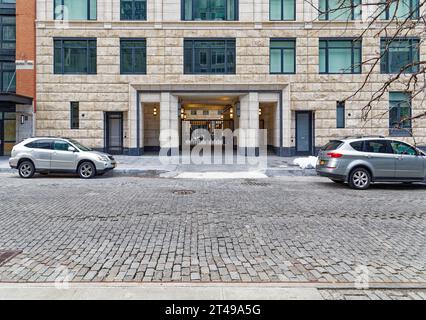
[78,161,96,179]
[18,161,35,179]
[349,168,371,190]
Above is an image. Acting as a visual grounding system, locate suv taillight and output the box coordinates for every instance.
[327,152,343,158]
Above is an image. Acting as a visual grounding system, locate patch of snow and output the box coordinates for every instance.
[175,171,268,179]
[293,157,318,169]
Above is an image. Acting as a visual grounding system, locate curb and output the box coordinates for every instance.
[0,168,318,178]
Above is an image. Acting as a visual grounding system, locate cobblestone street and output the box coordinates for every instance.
[0,173,424,288]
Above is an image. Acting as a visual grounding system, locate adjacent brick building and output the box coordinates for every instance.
[35,1,426,156]
[0,0,35,156]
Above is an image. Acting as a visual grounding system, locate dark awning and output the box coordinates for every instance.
[0,93,33,105]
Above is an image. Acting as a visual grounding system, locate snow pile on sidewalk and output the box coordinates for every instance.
[293,157,318,169]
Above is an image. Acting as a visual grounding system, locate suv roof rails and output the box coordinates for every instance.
[344,135,385,139]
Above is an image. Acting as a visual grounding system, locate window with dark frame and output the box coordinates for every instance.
[0,61,15,93]
[336,101,345,128]
[319,0,361,21]
[319,39,362,74]
[54,39,97,74]
[70,102,79,129]
[0,15,15,49]
[270,39,296,74]
[54,0,97,20]
[182,0,238,21]
[184,39,236,74]
[381,0,420,20]
[270,0,295,21]
[120,39,146,74]
[380,38,420,74]
[389,92,412,136]
[120,0,147,20]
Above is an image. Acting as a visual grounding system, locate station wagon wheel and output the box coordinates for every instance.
[78,162,96,179]
[18,161,35,179]
[349,168,371,190]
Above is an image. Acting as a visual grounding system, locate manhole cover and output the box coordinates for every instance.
[172,190,196,195]
[0,250,22,266]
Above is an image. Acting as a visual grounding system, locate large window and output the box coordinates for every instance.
[182,0,238,20]
[319,39,361,74]
[120,39,146,74]
[380,38,419,74]
[0,62,15,92]
[270,0,295,21]
[54,39,97,74]
[121,0,147,20]
[0,15,15,49]
[381,0,420,20]
[184,39,236,74]
[389,92,411,136]
[270,39,296,74]
[319,0,361,20]
[54,0,97,20]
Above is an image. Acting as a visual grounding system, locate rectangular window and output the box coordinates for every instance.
[381,0,420,20]
[380,38,419,74]
[182,0,238,21]
[120,39,146,74]
[319,39,361,74]
[336,101,345,128]
[121,0,147,20]
[70,102,79,129]
[54,39,97,74]
[54,0,97,20]
[184,39,236,74]
[0,62,15,92]
[270,39,296,74]
[0,16,15,49]
[270,0,295,21]
[319,0,361,20]
[389,92,411,136]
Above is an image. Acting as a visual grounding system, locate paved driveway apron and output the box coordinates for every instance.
[0,174,424,284]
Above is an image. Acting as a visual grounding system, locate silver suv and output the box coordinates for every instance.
[9,137,117,179]
[316,136,426,189]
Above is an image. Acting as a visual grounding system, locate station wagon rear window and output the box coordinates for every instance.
[321,140,343,151]
[350,141,364,151]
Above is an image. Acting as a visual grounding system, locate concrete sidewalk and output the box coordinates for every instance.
[0,283,323,300]
[0,155,317,178]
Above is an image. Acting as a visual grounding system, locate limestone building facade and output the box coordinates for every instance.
[35,0,426,155]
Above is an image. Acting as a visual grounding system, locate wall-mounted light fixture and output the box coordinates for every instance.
[230,108,234,119]
[259,108,262,116]
[180,107,185,120]
[153,107,157,116]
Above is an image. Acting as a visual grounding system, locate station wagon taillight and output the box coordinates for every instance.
[327,152,343,158]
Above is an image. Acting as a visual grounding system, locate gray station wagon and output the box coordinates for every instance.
[316,136,426,189]
[9,137,117,179]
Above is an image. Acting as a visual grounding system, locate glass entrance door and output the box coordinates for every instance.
[0,111,16,156]
[105,112,123,154]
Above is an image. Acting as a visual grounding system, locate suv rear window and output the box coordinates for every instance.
[350,141,364,151]
[25,140,53,150]
[321,141,343,151]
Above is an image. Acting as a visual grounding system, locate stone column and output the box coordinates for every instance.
[159,92,179,156]
[239,92,259,155]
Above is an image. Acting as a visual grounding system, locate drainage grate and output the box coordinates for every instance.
[0,250,22,266]
[242,180,271,187]
[172,190,196,195]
